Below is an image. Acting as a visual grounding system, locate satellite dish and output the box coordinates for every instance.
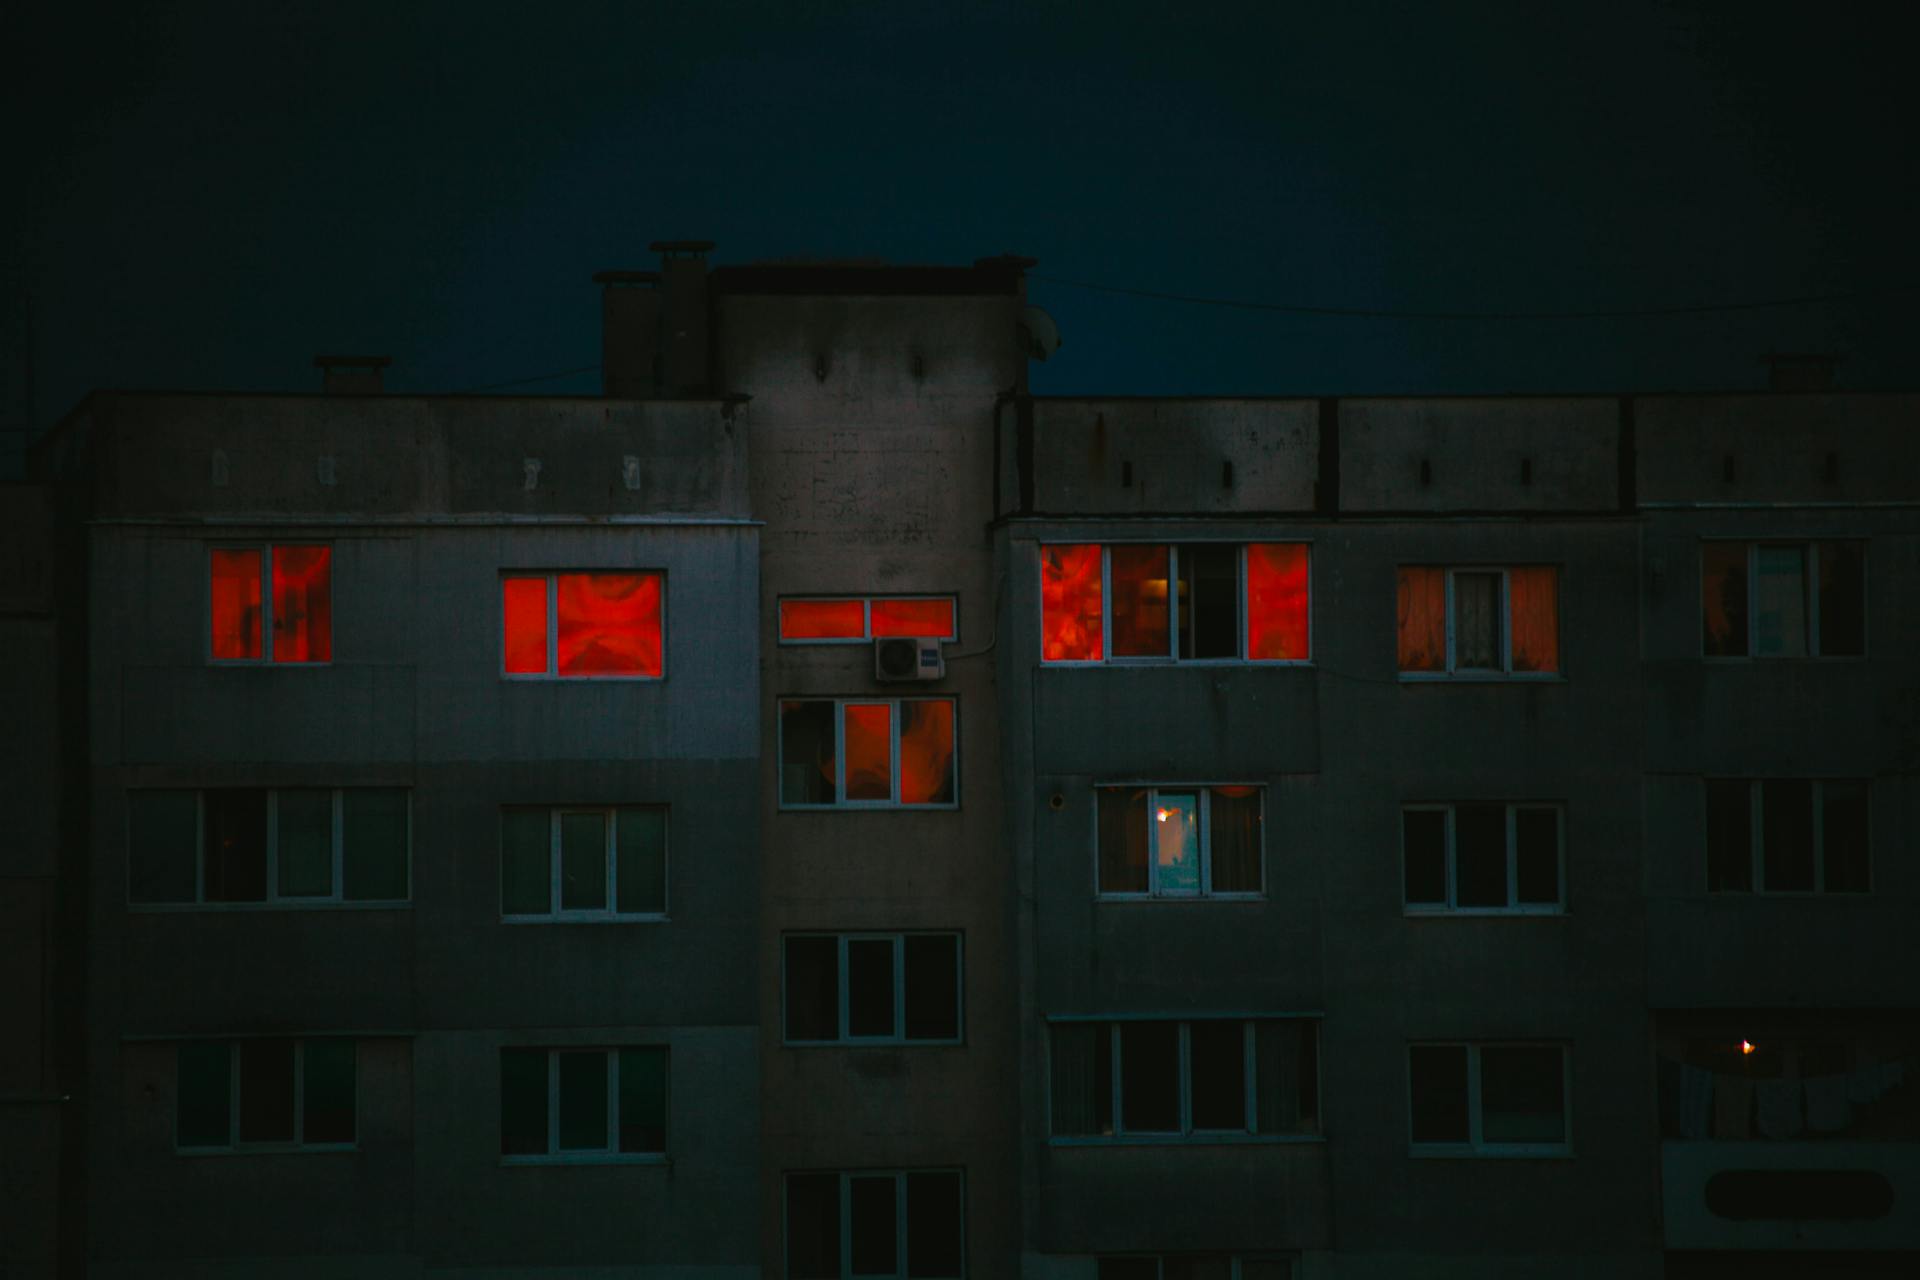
[1020,306,1062,361]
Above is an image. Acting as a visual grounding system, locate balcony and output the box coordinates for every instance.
[1662,1140,1919,1250]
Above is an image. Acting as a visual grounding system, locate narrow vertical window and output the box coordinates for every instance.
[1451,572,1502,671]
[1119,1022,1181,1133]
[1152,791,1201,896]
[899,700,956,805]
[1097,788,1150,894]
[559,811,610,911]
[1701,542,1749,656]
[1109,544,1171,657]
[1753,545,1808,657]
[1206,787,1262,893]
[1396,567,1447,672]
[1705,779,1753,892]
[210,548,264,660]
[301,1040,357,1145]
[1041,544,1104,661]
[1760,779,1816,892]
[275,790,333,898]
[780,700,838,806]
[1408,1045,1470,1143]
[1177,543,1239,660]
[1817,541,1866,656]
[1245,543,1310,661]
[780,598,867,640]
[270,545,332,663]
[501,576,548,674]
[176,1041,233,1148]
[203,788,268,903]
[842,703,895,802]
[237,1039,297,1143]
[1507,566,1559,673]
[1188,1022,1247,1131]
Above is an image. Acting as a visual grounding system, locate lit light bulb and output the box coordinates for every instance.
[1740,1040,1755,1055]
[1156,809,1170,823]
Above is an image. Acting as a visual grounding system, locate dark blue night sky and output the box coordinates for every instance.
[8,0,1918,444]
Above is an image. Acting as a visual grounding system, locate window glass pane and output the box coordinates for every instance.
[843,703,894,802]
[1395,567,1446,672]
[301,1040,356,1144]
[785,937,840,1041]
[1207,788,1262,893]
[615,807,667,914]
[559,812,608,911]
[1453,805,1507,907]
[129,791,198,904]
[781,701,837,805]
[904,1171,963,1278]
[847,939,897,1038]
[1041,544,1103,661]
[903,935,961,1041]
[1189,1021,1247,1130]
[1119,1022,1180,1132]
[1098,1262,1159,1280]
[238,1038,296,1143]
[177,1041,231,1147]
[1247,543,1310,661]
[1479,1046,1565,1144]
[203,788,268,902]
[1402,810,1448,906]
[500,808,551,915]
[271,545,332,663]
[1817,541,1866,656]
[1153,792,1200,895]
[1513,808,1560,905]
[1702,542,1749,656]
[1761,779,1815,891]
[1409,1045,1470,1143]
[1178,544,1239,660]
[276,789,333,898]
[499,1049,548,1155]
[1254,1020,1315,1134]
[1508,567,1559,673]
[1452,572,1501,670]
[1754,546,1807,657]
[1240,1262,1294,1280]
[1049,1022,1102,1136]
[873,597,956,639]
[502,577,549,673]
[1110,545,1171,657]
[1164,1259,1231,1280]
[781,598,867,639]
[1821,780,1871,893]
[899,700,956,805]
[849,1174,898,1276]
[1706,779,1754,892]
[210,548,263,659]
[1098,788,1150,894]
[342,789,409,901]
[617,1047,667,1153]
[786,1173,842,1280]
[557,1051,609,1151]
[555,571,663,677]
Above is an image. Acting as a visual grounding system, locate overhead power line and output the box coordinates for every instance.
[1028,273,1920,321]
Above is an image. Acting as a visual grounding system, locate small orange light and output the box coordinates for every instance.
[1740,1040,1755,1055]
[1156,809,1170,823]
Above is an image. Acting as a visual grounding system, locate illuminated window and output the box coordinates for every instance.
[176,1038,356,1151]
[1396,565,1558,676]
[499,1046,666,1161]
[778,697,957,808]
[499,805,667,919]
[783,933,962,1045]
[1706,778,1870,893]
[785,1169,964,1280]
[1402,803,1563,913]
[1099,1258,1294,1280]
[778,596,958,643]
[501,571,664,678]
[127,788,409,906]
[1702,540,1865,658]
[1040,543,1309,664]
[209,544,331,663]
[1409,1043,1568,1155]
[1096,785,1263,897]
[1049,1019,1318,1140]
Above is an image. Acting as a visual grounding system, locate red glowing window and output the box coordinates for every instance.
[502,572,664,678]
[778,596,957,642]
[1246,543,1311,662]
[1041,545,1103,661]
[1109,545,1171,657]
[778,697,957,808]
[210,545,329,663]
[1508,567,1559,674]
[1398,566,1559,676]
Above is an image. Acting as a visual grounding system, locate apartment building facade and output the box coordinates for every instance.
[12,246,1917,1277]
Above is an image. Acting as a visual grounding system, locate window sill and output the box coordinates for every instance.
[501,914,671,924]
[129,900,410,913]
[1096,894,1267,904]
[1409,1144,1571,1159]
[501,1153,668,1167]
[1403,907,1565,918]
[1397,673,1565,683]
[502,674,665,683]
[1041,660,1315,669]
[1700,655,1868,663]
[784,1038,966,1049]
[778,803,961,813]
[1704,890,1871,899]
[1049,1134,1324,1147]
[177,1144,358,1157]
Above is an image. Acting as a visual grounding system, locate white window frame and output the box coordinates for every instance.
[1094,783,1266,900]
[1708,778,1871,895]
[128,788,412,909]
[1407,1041,1571,1158]
[500,1046,669,1165]
[781,932,965,1047]
[499,570,667,681]
[776,594,959,644]
[1096,1257,1296,1280]
[1047,1016,1322,1144]
[207,542,333,666]
[1039,542,1314,667]
[501,805,670,922]
[1700,539,1869,660]
[782,1168,967,1280]
[1401,803,1565,915]
[175,1037,357,1154]
[776,696,960,810]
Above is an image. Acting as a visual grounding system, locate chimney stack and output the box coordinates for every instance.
[593,271,661,397]
[652,240,714,396]
[315,355,390,395]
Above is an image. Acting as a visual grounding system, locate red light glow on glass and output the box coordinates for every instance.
[555,572,663,677]
[1246,543,1310,661]
[502,577,548,674]
[842,703,893,801]
[780,599,867,640]
[1041,545,1102,661]
[210,548,263,659]
[871,598,955,639]
[899,700,955,804]
[270,545,332,663]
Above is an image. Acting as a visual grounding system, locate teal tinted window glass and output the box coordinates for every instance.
[500,808,550,915]
[559,812,607,912]
[301,1040,356,1144]
[557,1051,609,1150]
[499,1049,547,1155]
[341,789,408,901]
[615,807,667,914]
[177,1041,231,1147]
[129,791,198,903]
[617,1047,667,1153]
[276,790,333,898]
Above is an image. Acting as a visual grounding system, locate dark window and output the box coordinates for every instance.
[617,1047,667,1154]
[302,1040,357,1145]
[499,1048,548,1156]
[1189,1021,1246,1131]
[1708,778,1868,894]
[556,1051,608,1151]
[786,1172,964,1280]
[559,812,608,911]
[780,700,838,805]
[500,808,551,915]
[1705,779,1753,891]
[846,939,897,1038]
[500,1046,666,1159]
[1452,805,1507,907]
[1098,788,1149,894]
[128,791,198,904]
[785,937,840,1042]
[1761,779,1816,892]
[1178,542,1239,659]
[1408,1045,1470,1143]
[1403,803,1562,912]
[1701,541,1749,656]
[203,788,268,902]
[501,805,667,919]
[1479,1046,1566,1144]
[342,789,409,900]
[849,1174,897,1275]
[904,1171,963,1278]
[1817,541,1866,656]
[1402,809,1447,905]
[177,1038,354,1151]
[1120,1022,1181,1133]
[903,935,961,1041]
[1514,808,1561,904]
[176,1041,232,1148]
[786,1172,842,1280]
[275,790,333,897]
[1053,1019,1317,1139]
[785,934,962,1045]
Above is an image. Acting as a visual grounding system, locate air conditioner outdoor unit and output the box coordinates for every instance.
[874,636,945,682]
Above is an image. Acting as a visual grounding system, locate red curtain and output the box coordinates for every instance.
[1396,567,1446,671]
[842,703,893,801]
[1508,567,1560,673]
[1246,543,1310,660]
[1109,544,1169,657]
[556,572,663,676]
[502,577,549,673]
[210,548,263,659]
[270,545,331,663]
[1041,545,1103,661]
[780,598,865,640]
[871,598,955,638]
[899,700,955,804]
